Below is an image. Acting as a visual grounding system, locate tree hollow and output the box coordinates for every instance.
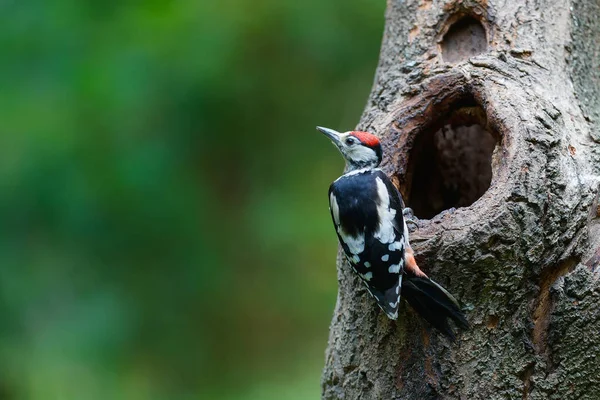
[406,96,497,219]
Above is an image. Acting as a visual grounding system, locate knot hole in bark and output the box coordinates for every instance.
[441,15,487,63]
[405,94,498,219]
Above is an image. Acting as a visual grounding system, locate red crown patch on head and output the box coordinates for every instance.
[350,131,380,147]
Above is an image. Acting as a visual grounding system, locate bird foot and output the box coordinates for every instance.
[403,207,419,232]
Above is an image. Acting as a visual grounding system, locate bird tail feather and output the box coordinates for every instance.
[401,276,469,341]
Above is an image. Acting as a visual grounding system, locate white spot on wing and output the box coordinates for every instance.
[389,241,403,251]
[339,230,365,255]
[352,254,360,263]
[388,263,401,273]
[362,272,373,281]
[329,192,340,225]
[374,177,396,244]
[381,254,389,262]
[364,261,371,268]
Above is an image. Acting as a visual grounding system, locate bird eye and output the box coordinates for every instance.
[345,137,356,145]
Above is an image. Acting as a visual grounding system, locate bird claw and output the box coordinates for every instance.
[403,207,419,232]
[402,207,414,218]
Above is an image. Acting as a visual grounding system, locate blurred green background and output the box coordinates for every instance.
[0,1,384,399]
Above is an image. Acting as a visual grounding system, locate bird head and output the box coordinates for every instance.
[317,126,382,171]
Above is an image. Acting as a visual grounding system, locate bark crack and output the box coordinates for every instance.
[531,257,578,360]
[520,362,535,400]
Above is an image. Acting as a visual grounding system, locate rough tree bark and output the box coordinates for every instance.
[322,0,600,399]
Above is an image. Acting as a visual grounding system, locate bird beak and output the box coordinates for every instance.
[316,126,342,146]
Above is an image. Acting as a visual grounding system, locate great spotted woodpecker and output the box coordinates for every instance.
[318,126,468,339]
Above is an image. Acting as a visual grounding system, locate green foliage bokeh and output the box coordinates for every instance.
[0,1,384,398]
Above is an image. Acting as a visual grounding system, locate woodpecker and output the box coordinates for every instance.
[318,126,468,339]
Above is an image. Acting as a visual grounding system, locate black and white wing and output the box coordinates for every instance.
[328,169,409,319]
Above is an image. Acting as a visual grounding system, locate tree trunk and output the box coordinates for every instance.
[322,1,600,399]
